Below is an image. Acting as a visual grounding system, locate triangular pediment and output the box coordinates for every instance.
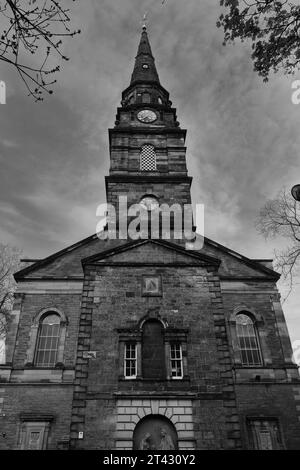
[82,239,220,267]
[14,232,279,281]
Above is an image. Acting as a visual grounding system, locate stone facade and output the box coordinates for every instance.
[0,26,300,451]
[114,398,195,450]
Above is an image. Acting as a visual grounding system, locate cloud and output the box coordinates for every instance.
[0,139,19,148]
[0,0,299,338]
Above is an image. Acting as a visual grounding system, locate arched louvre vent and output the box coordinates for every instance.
[140,144,157,171]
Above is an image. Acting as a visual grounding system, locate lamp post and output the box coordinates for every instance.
[291,184,300,202]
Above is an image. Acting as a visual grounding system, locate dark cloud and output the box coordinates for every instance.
[0,0,299,342]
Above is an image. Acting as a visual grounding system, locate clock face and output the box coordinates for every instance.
[137,110,157,123]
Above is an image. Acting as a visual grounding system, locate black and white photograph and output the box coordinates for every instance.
[0,0,300,455]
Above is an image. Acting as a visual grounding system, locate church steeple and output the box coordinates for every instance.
[130,26,160,86]
[106,26,192,216]
[120,26,171,111]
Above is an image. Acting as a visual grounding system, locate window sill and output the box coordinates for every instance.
[25,362,65,369]
[233,365,266,369]
[119,376,190,383]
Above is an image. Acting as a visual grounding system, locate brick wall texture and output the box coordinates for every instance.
[1,237,300,450]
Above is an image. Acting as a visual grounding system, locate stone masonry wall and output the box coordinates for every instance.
[70,242,241,449]
[0,385,73,450]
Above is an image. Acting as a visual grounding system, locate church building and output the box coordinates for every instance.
[1,25,300,451]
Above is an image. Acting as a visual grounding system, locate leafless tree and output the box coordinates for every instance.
[256,189,300,296]
[0,0,80,100]
[0,243,22,339]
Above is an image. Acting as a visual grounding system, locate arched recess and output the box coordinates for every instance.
[133,415,178,450]
[142,319,166,379]
[32,307,67,326]
[26,308,68,367]
[139,307,167,330]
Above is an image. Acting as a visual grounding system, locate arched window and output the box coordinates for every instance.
[236,313,262,366]
[142,320,166,379]
[140,145,157,171]
[35,313,61,367]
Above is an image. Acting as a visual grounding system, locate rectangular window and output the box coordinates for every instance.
[170,343,183,379]
[124,343,137,379]
[247,419,284,450]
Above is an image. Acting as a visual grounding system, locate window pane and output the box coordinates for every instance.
[252,350,260,364]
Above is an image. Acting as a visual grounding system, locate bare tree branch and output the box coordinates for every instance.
[256,188,300,297]
[0,243,22,338]
[0,0,81,100]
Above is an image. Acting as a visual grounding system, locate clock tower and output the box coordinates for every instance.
[106,25,192,220]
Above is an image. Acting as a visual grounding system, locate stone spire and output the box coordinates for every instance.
[130,25,160,86]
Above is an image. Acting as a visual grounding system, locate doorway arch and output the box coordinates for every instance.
[133,415,178,450]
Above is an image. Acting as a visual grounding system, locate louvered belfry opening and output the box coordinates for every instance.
[140,144,157,171]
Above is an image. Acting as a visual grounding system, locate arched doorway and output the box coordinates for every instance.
[133,415,178,450]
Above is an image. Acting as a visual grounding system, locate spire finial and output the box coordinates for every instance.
[142,11,148,31]
[130,17,160,86]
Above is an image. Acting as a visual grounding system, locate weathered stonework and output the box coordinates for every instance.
[114,398,195,450]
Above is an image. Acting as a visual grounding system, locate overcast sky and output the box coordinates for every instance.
[0,0,299,345]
